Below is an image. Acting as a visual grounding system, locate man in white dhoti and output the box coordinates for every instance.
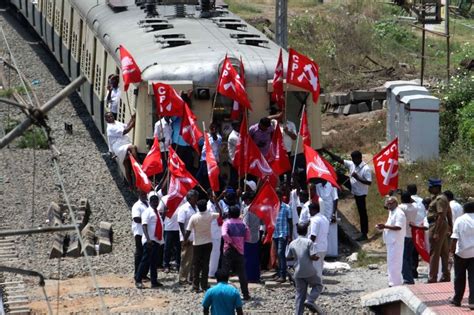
[376,196,406,287]
[105,112,137,185]
[316,180,339,257]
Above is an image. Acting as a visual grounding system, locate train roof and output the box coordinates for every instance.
[72,0,288,86]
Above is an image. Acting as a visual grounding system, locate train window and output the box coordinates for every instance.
[47,0,53,23]
[212,92,234,122]
[62,14,69,47]
[54,1,62,34]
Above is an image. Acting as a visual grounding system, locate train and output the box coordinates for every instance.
[5,0,322,160]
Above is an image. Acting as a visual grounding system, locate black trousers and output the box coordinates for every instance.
[192,243,213,290]
[223,247,249,297]
[134,235,144,278]
[354,195,368,236]
[163,230,181,269]
[453,254,474,305]
[136,241,162,286]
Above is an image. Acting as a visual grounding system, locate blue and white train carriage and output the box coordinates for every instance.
[7,0,322,156]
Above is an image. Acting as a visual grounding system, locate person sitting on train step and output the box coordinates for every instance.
[105,111,137,186]
[196,122,222,191]
[105,74,121,120]
[154,116,172,182]
[227,121,241,189]
[268,106,297,159]
[249,117,274,157]
[171,115,198,175]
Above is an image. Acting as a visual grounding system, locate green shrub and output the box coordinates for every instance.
[458,100,474,147]
[17,127,49,149]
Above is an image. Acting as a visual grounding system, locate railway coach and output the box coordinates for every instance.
[6,0,322,156]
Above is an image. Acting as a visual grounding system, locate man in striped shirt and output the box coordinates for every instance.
[273,189,293,283]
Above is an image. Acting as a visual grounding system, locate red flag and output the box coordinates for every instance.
[217,56,252,110]
[412,228,429,262]
[287,48,321,103]
[233,116,276,184]
[300,110,311,147]
[249,180,280,243]
[164,147,198,218]
[180,104,204,153]
[152,82,185,117]
[142,136,164,177]
[129,155,152,193]
[272,49,285,110]
[373,138,399,196]
[304,144,340,189]
[230,57,246,120]
[204,132,220,192]
[322,158,338,186]
[267,123,291,176]
[119,45,142,91]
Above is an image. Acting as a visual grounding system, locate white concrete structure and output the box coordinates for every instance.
[400,95,440,162]
[391,86,429,154]
[384,81,420,141]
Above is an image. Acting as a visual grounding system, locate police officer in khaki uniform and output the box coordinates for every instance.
[426,178,453,283]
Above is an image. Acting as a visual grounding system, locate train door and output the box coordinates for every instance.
[53,0,63,63]
[45,0,54,51]
[61,0,72,76]
[80,23,96,115]
[70,11,82,79]
[35,0,43,36]
[92,41,107,133]
[27,0,35,27]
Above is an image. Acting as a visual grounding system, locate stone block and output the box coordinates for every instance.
[357,102,369,113]
[371,100,383,111]
[350,90,386,102]
[343,104,358,115]
[77,198,91,230]
[81,223,96,256]
[67,232,81,257]
[329,92,350,105]
[50,233,64,259]
[383,100,388,109]
[98,221,112,254]
[47,202,62,225]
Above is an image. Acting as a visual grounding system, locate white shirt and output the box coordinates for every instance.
[343,160,372,196]
[450,200,463,224]
[412,195,426,225]
[227,130,240,162]
[154,118,172,152]
[201,133,222,162]
[272,119,297,152]
[383,207,406,245]
[187,211,219,245]
[299,199,325,225]
[105,88,121,114]
[164,195,185,231]
[177,202,196,241]
[309,213,329,253]
[207,200,222,239]
[316,182,338,220]
[131,200,148,236]
[141,207,164,245]
[289,189,301,239]
[399,203,418,238]
[451,213,474,259]
[106,122,130,153]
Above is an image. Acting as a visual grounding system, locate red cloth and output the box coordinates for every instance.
[164,147,198,218]
[129,155,152,193]
[373,137,399,196]
[142,136,164,177]
[267,122,291,176]
[154,209,163,241]
[271,48,285,110]
[301,110,311,147]
[119,45,141,91]
[180,104,203,153]
[286,48,321,103]
[152,82,185,117]
[229,57,246,120]
[217,55,251,110]
[248,180,280,244]
[412,228,429,263]
[304,144,340,189]
[204,132,220,192]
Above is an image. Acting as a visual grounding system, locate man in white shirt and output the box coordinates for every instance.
[131,191,148,281]
[269,108,297,157]
[135,195,165,289]
[399,191,418,285]
[178,190,199,284]
[449,202,474,309]
[376,196,406,287]
[105,74,121,120]
[154,117,172,152]
[185,200,220,292]
[444,190,464,224]
[308,203,329,282]
[325,149,372,241]
[207,195,223,278]
[163,193,183,273]
[407,184,425,278]
[316,180,339,257]
[227,121,240,188]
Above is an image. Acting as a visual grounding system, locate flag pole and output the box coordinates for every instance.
[291,104,306,182]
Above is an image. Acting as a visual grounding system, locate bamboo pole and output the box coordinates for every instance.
[291,104,306,180]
